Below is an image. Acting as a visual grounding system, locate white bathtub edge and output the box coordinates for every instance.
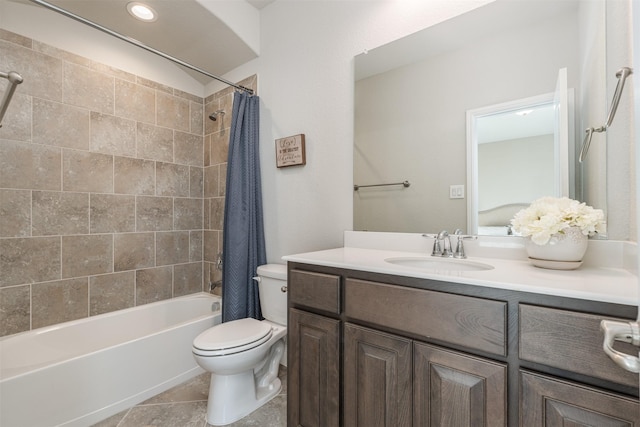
[60,366,206,427]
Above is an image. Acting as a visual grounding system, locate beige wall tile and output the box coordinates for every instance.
[137,122,174,162]
[203,230,218,263]
[175,198,203,230]
[63,149,113,192]
[0,236,61,287]
[0,39,63,102]
[203,165,219,198]
[114,232,155,271]
[63,62,114,114]
[210,197,225,230]
[203,198,211,230]
[90,112,136,157]
[204,134,211,167]
[156,162,190,197]
[209,129,229,165]
[174,262,203,297]
[136,266,172,305]
[157,91,189,132]
[156,231,190,266]
[114,156,155,195]
[0,189,31,237]
[0,141,61,190]
[190,230,203,262]
[175,131,204,166]
[32,191,89,236]
[0,29,32,48]
[62,234,113,278]
[0,285,30,336]
[190,101,204,136]
[89,271,135,316]
[32,98,90,150]
[190,166,204,198]
[136,196,173,231]
[219,164,227,197]
[32,277,88,329]
[90,193,136,233]
[115,79,156,124]
[0,93,31,142]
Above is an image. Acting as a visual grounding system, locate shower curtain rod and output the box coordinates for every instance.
[28,0,254,95]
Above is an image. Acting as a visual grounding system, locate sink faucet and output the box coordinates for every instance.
[452,229,477,259]
[432,230,453,257]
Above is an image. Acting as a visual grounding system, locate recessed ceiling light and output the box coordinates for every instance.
[127,2,157,22]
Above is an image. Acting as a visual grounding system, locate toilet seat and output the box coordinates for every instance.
[193,318,273,357]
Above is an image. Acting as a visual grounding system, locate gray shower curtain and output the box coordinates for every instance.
[221,91,266,322]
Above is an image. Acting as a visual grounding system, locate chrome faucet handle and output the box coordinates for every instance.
[437,230,453,257]
[453,234,477,259]
[421,234,442,256]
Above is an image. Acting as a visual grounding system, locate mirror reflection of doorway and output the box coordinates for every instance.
[467,69,574,235]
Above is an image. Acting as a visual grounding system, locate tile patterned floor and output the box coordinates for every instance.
[92,366,287,427]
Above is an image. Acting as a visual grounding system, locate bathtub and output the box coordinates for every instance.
[0,292,221,427]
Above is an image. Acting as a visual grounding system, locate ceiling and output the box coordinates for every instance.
[19,0,274,85]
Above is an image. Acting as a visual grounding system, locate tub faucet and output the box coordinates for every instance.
[432,230,453,257]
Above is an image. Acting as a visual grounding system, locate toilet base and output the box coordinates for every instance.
[205,340,285,426]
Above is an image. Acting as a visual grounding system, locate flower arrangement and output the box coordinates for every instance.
[511,197,606,245]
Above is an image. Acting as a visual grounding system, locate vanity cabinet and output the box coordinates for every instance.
[287,263,639,426]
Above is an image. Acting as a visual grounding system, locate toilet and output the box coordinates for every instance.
[192,264,288,426]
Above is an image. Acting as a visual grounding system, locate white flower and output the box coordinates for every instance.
[510,197,606,245]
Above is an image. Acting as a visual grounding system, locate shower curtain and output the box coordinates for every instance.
[221,91,266,322]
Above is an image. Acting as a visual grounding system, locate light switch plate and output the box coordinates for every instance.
[449,185,465,199]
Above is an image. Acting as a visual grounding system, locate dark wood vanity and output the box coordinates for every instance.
[286,262,639,426]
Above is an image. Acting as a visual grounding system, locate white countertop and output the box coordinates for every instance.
[283,245,638,306]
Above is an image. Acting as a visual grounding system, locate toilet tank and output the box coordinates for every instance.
[256,264,288,326]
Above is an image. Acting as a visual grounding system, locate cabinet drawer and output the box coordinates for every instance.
[345,279,507,356]
[519,304,637,388]
[289,269,341,314]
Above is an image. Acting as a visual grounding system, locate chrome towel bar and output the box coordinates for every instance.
[0,71,24,128]
[579,67,633,162]
[354,180,410,191]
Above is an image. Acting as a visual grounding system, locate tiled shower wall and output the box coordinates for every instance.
[0,28,256,337]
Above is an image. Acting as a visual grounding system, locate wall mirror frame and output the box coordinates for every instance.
[353,0,607,236]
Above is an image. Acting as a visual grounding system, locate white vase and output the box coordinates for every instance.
[525,227,588,263]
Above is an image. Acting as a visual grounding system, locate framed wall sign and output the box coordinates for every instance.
[275,134,306,168]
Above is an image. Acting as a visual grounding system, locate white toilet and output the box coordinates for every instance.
[192,264,288,426]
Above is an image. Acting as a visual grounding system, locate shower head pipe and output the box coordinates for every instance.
[0,71,24,128]
[209,110,226,121]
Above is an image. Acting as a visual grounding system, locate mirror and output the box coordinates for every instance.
[354,0,606,235]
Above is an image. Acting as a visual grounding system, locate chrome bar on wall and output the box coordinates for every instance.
[0,71,24,128]
[27,0,254,95]
[354,180,411,191]
[579,67,633,162]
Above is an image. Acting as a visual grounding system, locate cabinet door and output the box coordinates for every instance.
[414,342,507,426]
[520,371,639,426]
[288,308,340,427]
[344,323,412,427]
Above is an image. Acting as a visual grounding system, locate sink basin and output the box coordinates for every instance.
[384,257,494,272]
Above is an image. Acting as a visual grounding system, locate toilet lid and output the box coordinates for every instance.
[193,318,272,353]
